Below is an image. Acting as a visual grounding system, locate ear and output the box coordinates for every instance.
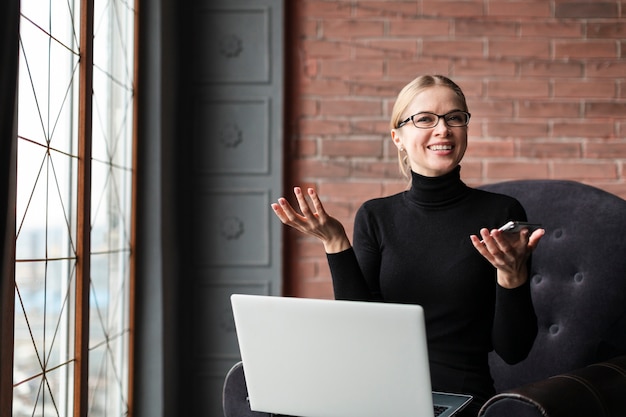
[391,129,403,150]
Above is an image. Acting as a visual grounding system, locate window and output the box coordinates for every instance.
[14,0,135,415]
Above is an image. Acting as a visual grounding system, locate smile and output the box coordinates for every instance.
[428,144,453,151]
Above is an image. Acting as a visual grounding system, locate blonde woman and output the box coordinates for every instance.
[272,75,544,416]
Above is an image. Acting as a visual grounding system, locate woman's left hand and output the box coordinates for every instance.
[470,228,545,289]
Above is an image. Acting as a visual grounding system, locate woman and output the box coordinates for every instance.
[272,75,544,416]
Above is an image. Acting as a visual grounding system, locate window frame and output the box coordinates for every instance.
[3,0,139,415]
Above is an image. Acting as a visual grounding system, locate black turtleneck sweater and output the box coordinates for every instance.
[327,166,537,415]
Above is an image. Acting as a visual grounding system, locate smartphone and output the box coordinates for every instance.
[498,221,542,234]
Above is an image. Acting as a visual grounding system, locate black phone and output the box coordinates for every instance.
[498,221,542,234]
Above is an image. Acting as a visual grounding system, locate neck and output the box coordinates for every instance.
[406,166,469,207]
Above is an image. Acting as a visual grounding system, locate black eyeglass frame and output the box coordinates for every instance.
[396,110,471,129]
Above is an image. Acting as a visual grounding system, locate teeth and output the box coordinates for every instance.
[429,145,453,151]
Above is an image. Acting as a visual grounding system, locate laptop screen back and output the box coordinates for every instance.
[230,294,436,417]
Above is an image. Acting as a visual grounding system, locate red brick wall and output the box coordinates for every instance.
[283,0,626,298]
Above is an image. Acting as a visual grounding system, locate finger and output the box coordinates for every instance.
[271,202,291,224]
[294,187,315,217]
[527,228,545,251]
[470,234,489,255]
[307,188,327,219]
[277,196,302,223]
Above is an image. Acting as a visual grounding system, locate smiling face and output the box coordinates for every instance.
[391,85,469,178]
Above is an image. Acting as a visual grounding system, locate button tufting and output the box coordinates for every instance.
[553,229,563,239]
[532,275,542,285]
[574,272,584,283]
[549,324,560,335]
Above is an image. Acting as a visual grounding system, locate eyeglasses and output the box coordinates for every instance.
[397,111,471,129]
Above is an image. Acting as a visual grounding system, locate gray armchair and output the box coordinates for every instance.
[477,180,626,416]
[223,180,626,417]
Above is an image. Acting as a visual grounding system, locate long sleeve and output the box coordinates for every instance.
[327,248,374,301]
[492,279,538,364]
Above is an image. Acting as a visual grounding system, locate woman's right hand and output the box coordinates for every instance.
[271,187,351,254]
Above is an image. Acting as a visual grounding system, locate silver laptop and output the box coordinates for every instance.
[230,294,472,417]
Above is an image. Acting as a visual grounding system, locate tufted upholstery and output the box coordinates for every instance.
[478,180,626,416]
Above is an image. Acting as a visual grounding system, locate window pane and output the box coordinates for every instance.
[88,0,135,415]
[15,0,80,415]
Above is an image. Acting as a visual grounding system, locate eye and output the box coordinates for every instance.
[415,114,436,124]
[447,112,466,122]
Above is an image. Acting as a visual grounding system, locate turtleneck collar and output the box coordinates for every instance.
[405,165,470,208]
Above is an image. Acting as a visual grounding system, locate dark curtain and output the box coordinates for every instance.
[133,0,181,415]
[0,0,20,414]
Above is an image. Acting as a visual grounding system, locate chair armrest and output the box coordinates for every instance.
[479,355,626,417]
[223,361,272,417]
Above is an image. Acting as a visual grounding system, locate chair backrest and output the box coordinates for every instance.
[479,180,626,392]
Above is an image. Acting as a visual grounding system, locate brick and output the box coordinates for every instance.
[469,100,514,117]
[292,139,318,157]
[585,142,626,158]
[487,121,549,137]
[352,161,404,179]
[588,22,626,39]
[488,1,551,18]
[298,118,352,135]
[585,102,626,118]
[485,161,550,179]
[296,280,334,300]
[319,181,385,202]
[555,2,618,18]
[453,58,516,76]
[386,58,451,78]
[455,20,517,37]
[520,22,582,38]
[320,99,382,116]
[554,41,618,59]
[553,80,616,98]
[321,59,385,79]
[389,19,451,37]
[422,1,485,17]
[488,40,550,59]
[351,80,407,97]
[521,60,583,77]
[487,80,549,98]
[355,40,418,59]
[351,120,390,136]
[421,40,484,58]
[323,20,385,38]
[301,78,351,96]
[300,1,352,19]
[459,161,483,179]
[464,140,515,157]
[518,101,581,118]
[321,139,383,158]
[300,98,318,116]
[519,141,582,158]
[294,159,351,178]
[553,162,617,179]
[303,40,351,57]
[354,2,419,18]
[586,61,626,78]
[294,19,318,38]
[552,121,615,138]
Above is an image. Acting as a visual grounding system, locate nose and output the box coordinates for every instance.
[433,117,451,135]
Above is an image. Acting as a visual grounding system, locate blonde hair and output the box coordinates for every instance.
[390,75,468,180]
